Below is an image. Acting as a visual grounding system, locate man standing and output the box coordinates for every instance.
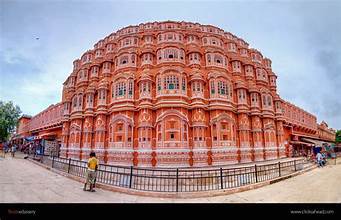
[316,152,323,167]
[83,152,99,192]
[11,144,17,158]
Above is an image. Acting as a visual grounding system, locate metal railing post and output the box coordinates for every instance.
[294,159,297,172]
[220,168,223,189]
[176,168,179,192]
[67,158,71,173]
[129,166,133,188]
[278,161,281,177]
[255,164,258,183]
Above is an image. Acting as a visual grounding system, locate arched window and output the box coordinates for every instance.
[267,95,272,106]
[73,96,77,108]
[78,95,82,107]
[120,56,128,65]
[214,55,222,64]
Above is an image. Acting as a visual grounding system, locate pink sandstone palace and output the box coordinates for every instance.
[14,21,336,167]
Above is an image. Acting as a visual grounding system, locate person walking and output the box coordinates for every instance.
[83,152,99,192]
[3,143,7,157]
[11,144,17,158]
[316,152,323,167]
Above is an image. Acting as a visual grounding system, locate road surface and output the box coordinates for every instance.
[0,153,340,203]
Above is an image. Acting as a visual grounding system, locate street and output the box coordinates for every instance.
[0,153,340,203]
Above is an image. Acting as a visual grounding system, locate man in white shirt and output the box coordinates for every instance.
[316,152,323,167]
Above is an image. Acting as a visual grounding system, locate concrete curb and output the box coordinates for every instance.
[27,158,317,199]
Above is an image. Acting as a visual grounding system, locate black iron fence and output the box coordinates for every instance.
[29,154,310,193]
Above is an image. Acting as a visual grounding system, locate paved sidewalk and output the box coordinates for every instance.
[0,154,340,203]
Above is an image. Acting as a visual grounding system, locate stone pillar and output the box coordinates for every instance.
[238,114,252,163]
[94,114,106,163]
[276,120,286,158]
[81,116,93,161]
[263,118,277,160]
[60,121,69,158]
[251,115,264,161]
[75,119,83,160]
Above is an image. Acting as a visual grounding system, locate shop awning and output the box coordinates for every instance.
[289,141,314,147]
[25,136,41,141]
[301,138,328,146]
[40,132,57,138]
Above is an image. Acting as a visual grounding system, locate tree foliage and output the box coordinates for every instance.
[336,130,341,144]
[0,101,22,142]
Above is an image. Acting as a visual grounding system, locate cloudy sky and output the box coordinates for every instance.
[0,0,340,129]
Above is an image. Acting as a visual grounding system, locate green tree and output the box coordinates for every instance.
[336,130,341,144]
[0,101,22,142]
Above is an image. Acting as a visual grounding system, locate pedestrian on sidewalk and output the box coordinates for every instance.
[11,144,17,158]
[83,151,99,192]
[316,152,323,167]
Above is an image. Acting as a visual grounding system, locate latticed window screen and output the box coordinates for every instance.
[128,81,133,96]
[115,82,126,97]
[157,78,162,91]
[218,81,228,95]
[182,78,186,91]
[210,81,215,94]
[164,75,179,90]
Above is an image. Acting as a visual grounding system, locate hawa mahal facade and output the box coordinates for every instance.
[14,21,336,167]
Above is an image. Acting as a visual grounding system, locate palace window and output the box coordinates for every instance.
[158,32,183,43]
[262,95,267,106]
[232,61,241,73]
[210,81,215,94]
[91,66,99,76]
[240,48,248,56]
[228,43,237,52]
[157,47,185,64]
[182,78,186,91]
[103,62,111,71]
[187,35,197,43]
[245,65,254,77]
[238,90,247,103]
[203,37,222,47]
[157,77,162,91]
[256,68,267,81]
[142,53,153,65]
[206,53,226,67]
[95,50,102,58]
[144,35,152,44]
[189,53,200,64]
[106,44,113,53]
[164,75,179,90]
[128,81,133,97]
[115,82,126,97]
[218,81,228,95]
[267,95,272,106]
[72,96,77,108]
[78,95,82,107]
[120,56,129,65]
